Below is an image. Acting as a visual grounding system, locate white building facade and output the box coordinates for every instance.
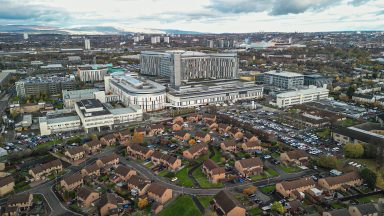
[275,86,329,108]
[77,65,109,82]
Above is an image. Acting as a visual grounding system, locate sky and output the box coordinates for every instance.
[0,0,383,33]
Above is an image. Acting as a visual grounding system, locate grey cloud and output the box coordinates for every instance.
[207,0,373,16]
[0,0,70,23]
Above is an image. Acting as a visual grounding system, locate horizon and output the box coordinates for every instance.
[0,0,383,33]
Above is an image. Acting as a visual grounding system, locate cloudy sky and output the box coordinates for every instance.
[0,0,383,33]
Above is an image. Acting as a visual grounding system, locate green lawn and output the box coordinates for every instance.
[159,195,201,216]
[357,194,384,203]
[192,167,224,188]
[36,139,61,150]
[158,170,170,177]
[175,167,194,187]
[316,128,330,139]
[249,207,263,216]
[211,149,222,164]
[197,196,213,208]
[330,202,347,209]
[271,152,280,159]
[145,162,153,168]
[265,167,279,177]
[340,118,358,127]
[259,185,275,194]
[277,164,301,173]
[250,168,279,181]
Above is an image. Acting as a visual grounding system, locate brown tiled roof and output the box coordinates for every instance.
[222,140,236,147]
[230,127,240,134]
[99,193,123,208]
[238,157,263,169]
[152,151,178,165]
[99,153,119,164]
[244,141,261,148]
[119,129,131,136]
[62,172,83,186]
[195,131,207,138]
[129,144,150,155]
[286,150,308,160]
[355,203,378,215]
[150,124,164,130]
[7,194,31,206]
[0,176,14,187]
[101,133,115,140]
[135,127,146,133]
[212,167,226,175]
[115,165,133,177]
[203,159,219,171]
[206,119,216,126]
[77,187,98,200]
[186,144,207,155]
[218,123,230,130]
[213,190,242,214]
[147,183,168,197]
[174,130,189,137]
[203,114,216,119]
[67,146,85,155]
[83,163,100,174]
[85,140,102,148]
[127,175,149,190]
[280,178,315,191]
[30,159,62,174]
[321,172,361,187]
[244,132,256,139]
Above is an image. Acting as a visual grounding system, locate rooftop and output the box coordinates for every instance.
[265,70,304,78]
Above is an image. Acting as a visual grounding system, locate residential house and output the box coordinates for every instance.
[220,141,237,152]
[348,203,378,216]
[100,134,116,146]
[116,129,131,140]
[280,150,309,166]
[318,172,363,191]
[243,132,259,142]
[83,140,102,154]
[2,206,19,216]
[64,146,86,161]
[152,203,163,215]
[149,124,165,136]
[96,153,119,168]
[195,131,211,143]
[174,131,190,141]
[151,151,181,171]
[276,178,316,198]
[229,128,243,140]
[126,144,154,160]
[202,159,226,183]
[323,209,351,216]
[206,120,218,130]
[202,114,216,122]
[183,144,208,159]
[172,122,183,131]
[127,175,151,196]
[147,183,172,204]
[187,114,200,122]
[77,187,99,208]
[99,193,124,216]
[28,159,63,181]
[211,190,246,216]
[173,116,184,124]
[242,141,263,152]
[0,176,14,196]
[115,165,136,181]
[81,163,100,177]
[218,123,231,134]
[135,127,147,136]
[235,157,264,177]
[60,172,83,191]
[6,194,33,210]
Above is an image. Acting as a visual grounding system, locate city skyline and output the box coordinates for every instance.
[0,0,383,33]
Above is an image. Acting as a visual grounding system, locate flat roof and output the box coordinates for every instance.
[47,115,80,124]
[277,87,328,98]
[265,70,304,78]
[109,74,165,94]
[63,89,99,99]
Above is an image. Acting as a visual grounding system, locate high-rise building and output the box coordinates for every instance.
[263,70,304,89]
[84,39,91,50]
[140,50,239,88]
[16,76,76,97]
[133,36,140,43]
[77,64,112,82]
[151,36,161,44]
[23,33,28,40]
[164,36,170,43]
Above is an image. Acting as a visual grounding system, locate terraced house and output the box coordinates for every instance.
[115,165,137,181]
[60,172,84,191]
[276,178,316,198]
[195,131,211,143]
[100,134,116,146]
[242,140,263,152]
[127,175,151,196]
[81,163,101,177]
[221,140,237,152]
[202,159,226,183]
[99,193,125,216]
[96,153,119,168]
[77,187,100,208]
[318,172,363,191]
[280,149,309,166]
[151,151,181,171]
[235,157,263,177]
[183,143,208,159]
[211,190,246,216]
[126,144,154,160]
[28,159,62,181]
[147,183,172,204]
[65,146,86,162]
[83,140,102,154]
[0,176,15,197]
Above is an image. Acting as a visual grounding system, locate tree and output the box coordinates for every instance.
[344,143,364,158]
[138,197,148,209]
[359,168,377,189]
[346,85,356,98]
[90,133,98,140]
[188,139,196,145]
[363,144,377,159]
[271,201,285,214]
[132,132,144,144]
[243,185,257,195]
[316,155,337,169]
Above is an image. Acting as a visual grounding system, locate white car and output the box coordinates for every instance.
[171,177,178,182]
